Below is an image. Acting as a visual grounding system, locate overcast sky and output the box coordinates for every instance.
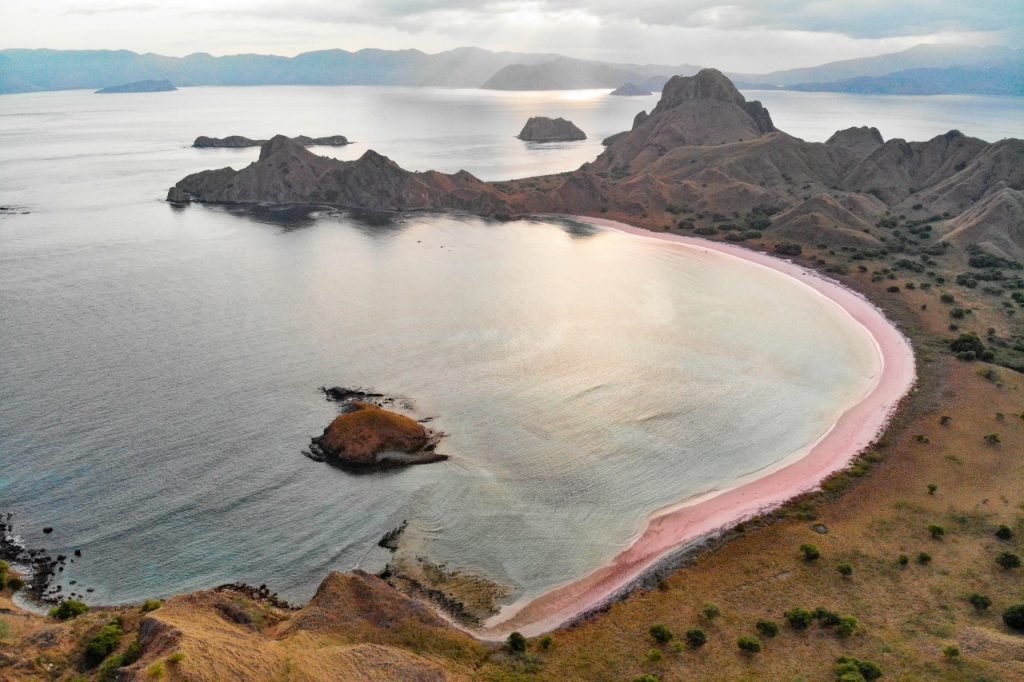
[2,1,1021,72]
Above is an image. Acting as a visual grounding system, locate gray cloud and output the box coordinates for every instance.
[239,0,1023,39]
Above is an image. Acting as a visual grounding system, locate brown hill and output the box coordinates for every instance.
[825,126,884,159]
[941,187,1024,260]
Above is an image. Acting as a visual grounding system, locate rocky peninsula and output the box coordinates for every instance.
[192,134,350,148]
[609,82,652,96]
[95,79,176,93]
[517,116,587,142]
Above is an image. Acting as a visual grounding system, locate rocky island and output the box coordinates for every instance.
[95,79,177,93]
[516,116,587,142]
[193,134,350,148]
[609,82,652,96]
[309,401,444,469]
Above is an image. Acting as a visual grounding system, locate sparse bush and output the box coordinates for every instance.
[927,483,938,495]
[837,563,853,578]
[984,433,1001,445]
[685,629,707,648]
[506,631,527,653]
[774,242,802,257]
[917,552,932,565]
[737,635,761,653]
[1004,603,1024,631]
[122,639,143,666]
[968,593,992,611]
[167,652,185,665]
[649,623,673,643]
[834,657,882,680]
[755,620,779,638]
[141,599,163,613]
[702,603,720,620]
[943,645,960,659]
[645,648,662,663]
[785,608,814,629]
[147,662,165,679]
[939,415,951,425]
[97,654,124,682]
[538,634,553,651]
[633,675,660,682]
[929,524,946,539]
[84,621,124,669]
[996,551,1021,569]
[995,524,1014,540]
[799,544,821,562]
[899,554,909,566]
[836,616,858,638]
[49,599,89,620]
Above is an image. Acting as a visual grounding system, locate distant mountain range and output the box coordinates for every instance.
[0,44,1021,96]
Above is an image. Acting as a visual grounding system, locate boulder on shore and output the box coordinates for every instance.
[309,402,445,469]
[517,117,586,142]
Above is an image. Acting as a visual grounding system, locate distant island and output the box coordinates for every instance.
[193,134,350,148]
[609,82,652,96]
[95,79,176,94]
[517,116,587,142]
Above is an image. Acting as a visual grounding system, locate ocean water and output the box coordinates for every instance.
[0,86,1018,608]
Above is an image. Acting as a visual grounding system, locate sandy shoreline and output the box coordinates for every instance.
[473,216,917,639]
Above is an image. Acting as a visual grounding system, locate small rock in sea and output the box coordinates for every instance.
[42,527,53,534]
[69,580,76,585]
[74,549,82,557]
[811,523,829,535]
[86,588,94,593]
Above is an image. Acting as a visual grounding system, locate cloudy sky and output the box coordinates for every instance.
[2,1,1021,71]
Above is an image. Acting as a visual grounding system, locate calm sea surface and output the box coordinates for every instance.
[0,86,1019,607]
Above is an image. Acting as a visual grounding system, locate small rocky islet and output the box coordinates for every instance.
[516,116,587,142]
[307,387,445,470]
[192,134,350,148]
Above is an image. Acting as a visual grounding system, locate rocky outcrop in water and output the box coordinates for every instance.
[96,79,176,94]
[517,117,587,142]
[309,402,445,469]
[193,134,350,148]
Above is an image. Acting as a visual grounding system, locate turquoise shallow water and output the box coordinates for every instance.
[0,85,1015,607]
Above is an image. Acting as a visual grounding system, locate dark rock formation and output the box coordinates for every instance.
[193,134,350,148]
[517,116,587,142]
[168,135,511,213]
[309,402,446,470]
[95,79,176,94]
[826,126,885,158]
[609,82,652,96]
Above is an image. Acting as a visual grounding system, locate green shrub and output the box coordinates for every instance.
[702,603,720,620]
[122,639,143,666]
[928,524,946,539]
[506,631,527,653]
[995,524,1014,540]
[774,242,802,257]
[685,629,707,648]
[84,621,124,669]
[836,616,858,638]
[898,554,909,566]
[815,608,841,627]
[167,652,185,664]
[943,645,960,658]
[1004,603,1024,631]
[927,483,938,494]
[141,599,163,613]
[49,599,89,620]
[834,656,882,680]
[97,654,124,682]
[538,634,553,651]
[968,593,992,610]
[799,544,821,562]
[837,563,853,578]
[645,648,662,663]
[917,552,932,565]
[633,675,660,682]
[755,619,779,638]
[649,623,673,643]
[995,551,1021,569]
[785,608,815,629]
[737,635,761,653]
[147,662,165,678]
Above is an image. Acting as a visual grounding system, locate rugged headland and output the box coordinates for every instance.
[7,68,1023,681]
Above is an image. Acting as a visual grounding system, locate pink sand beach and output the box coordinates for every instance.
[475,217,917,639]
